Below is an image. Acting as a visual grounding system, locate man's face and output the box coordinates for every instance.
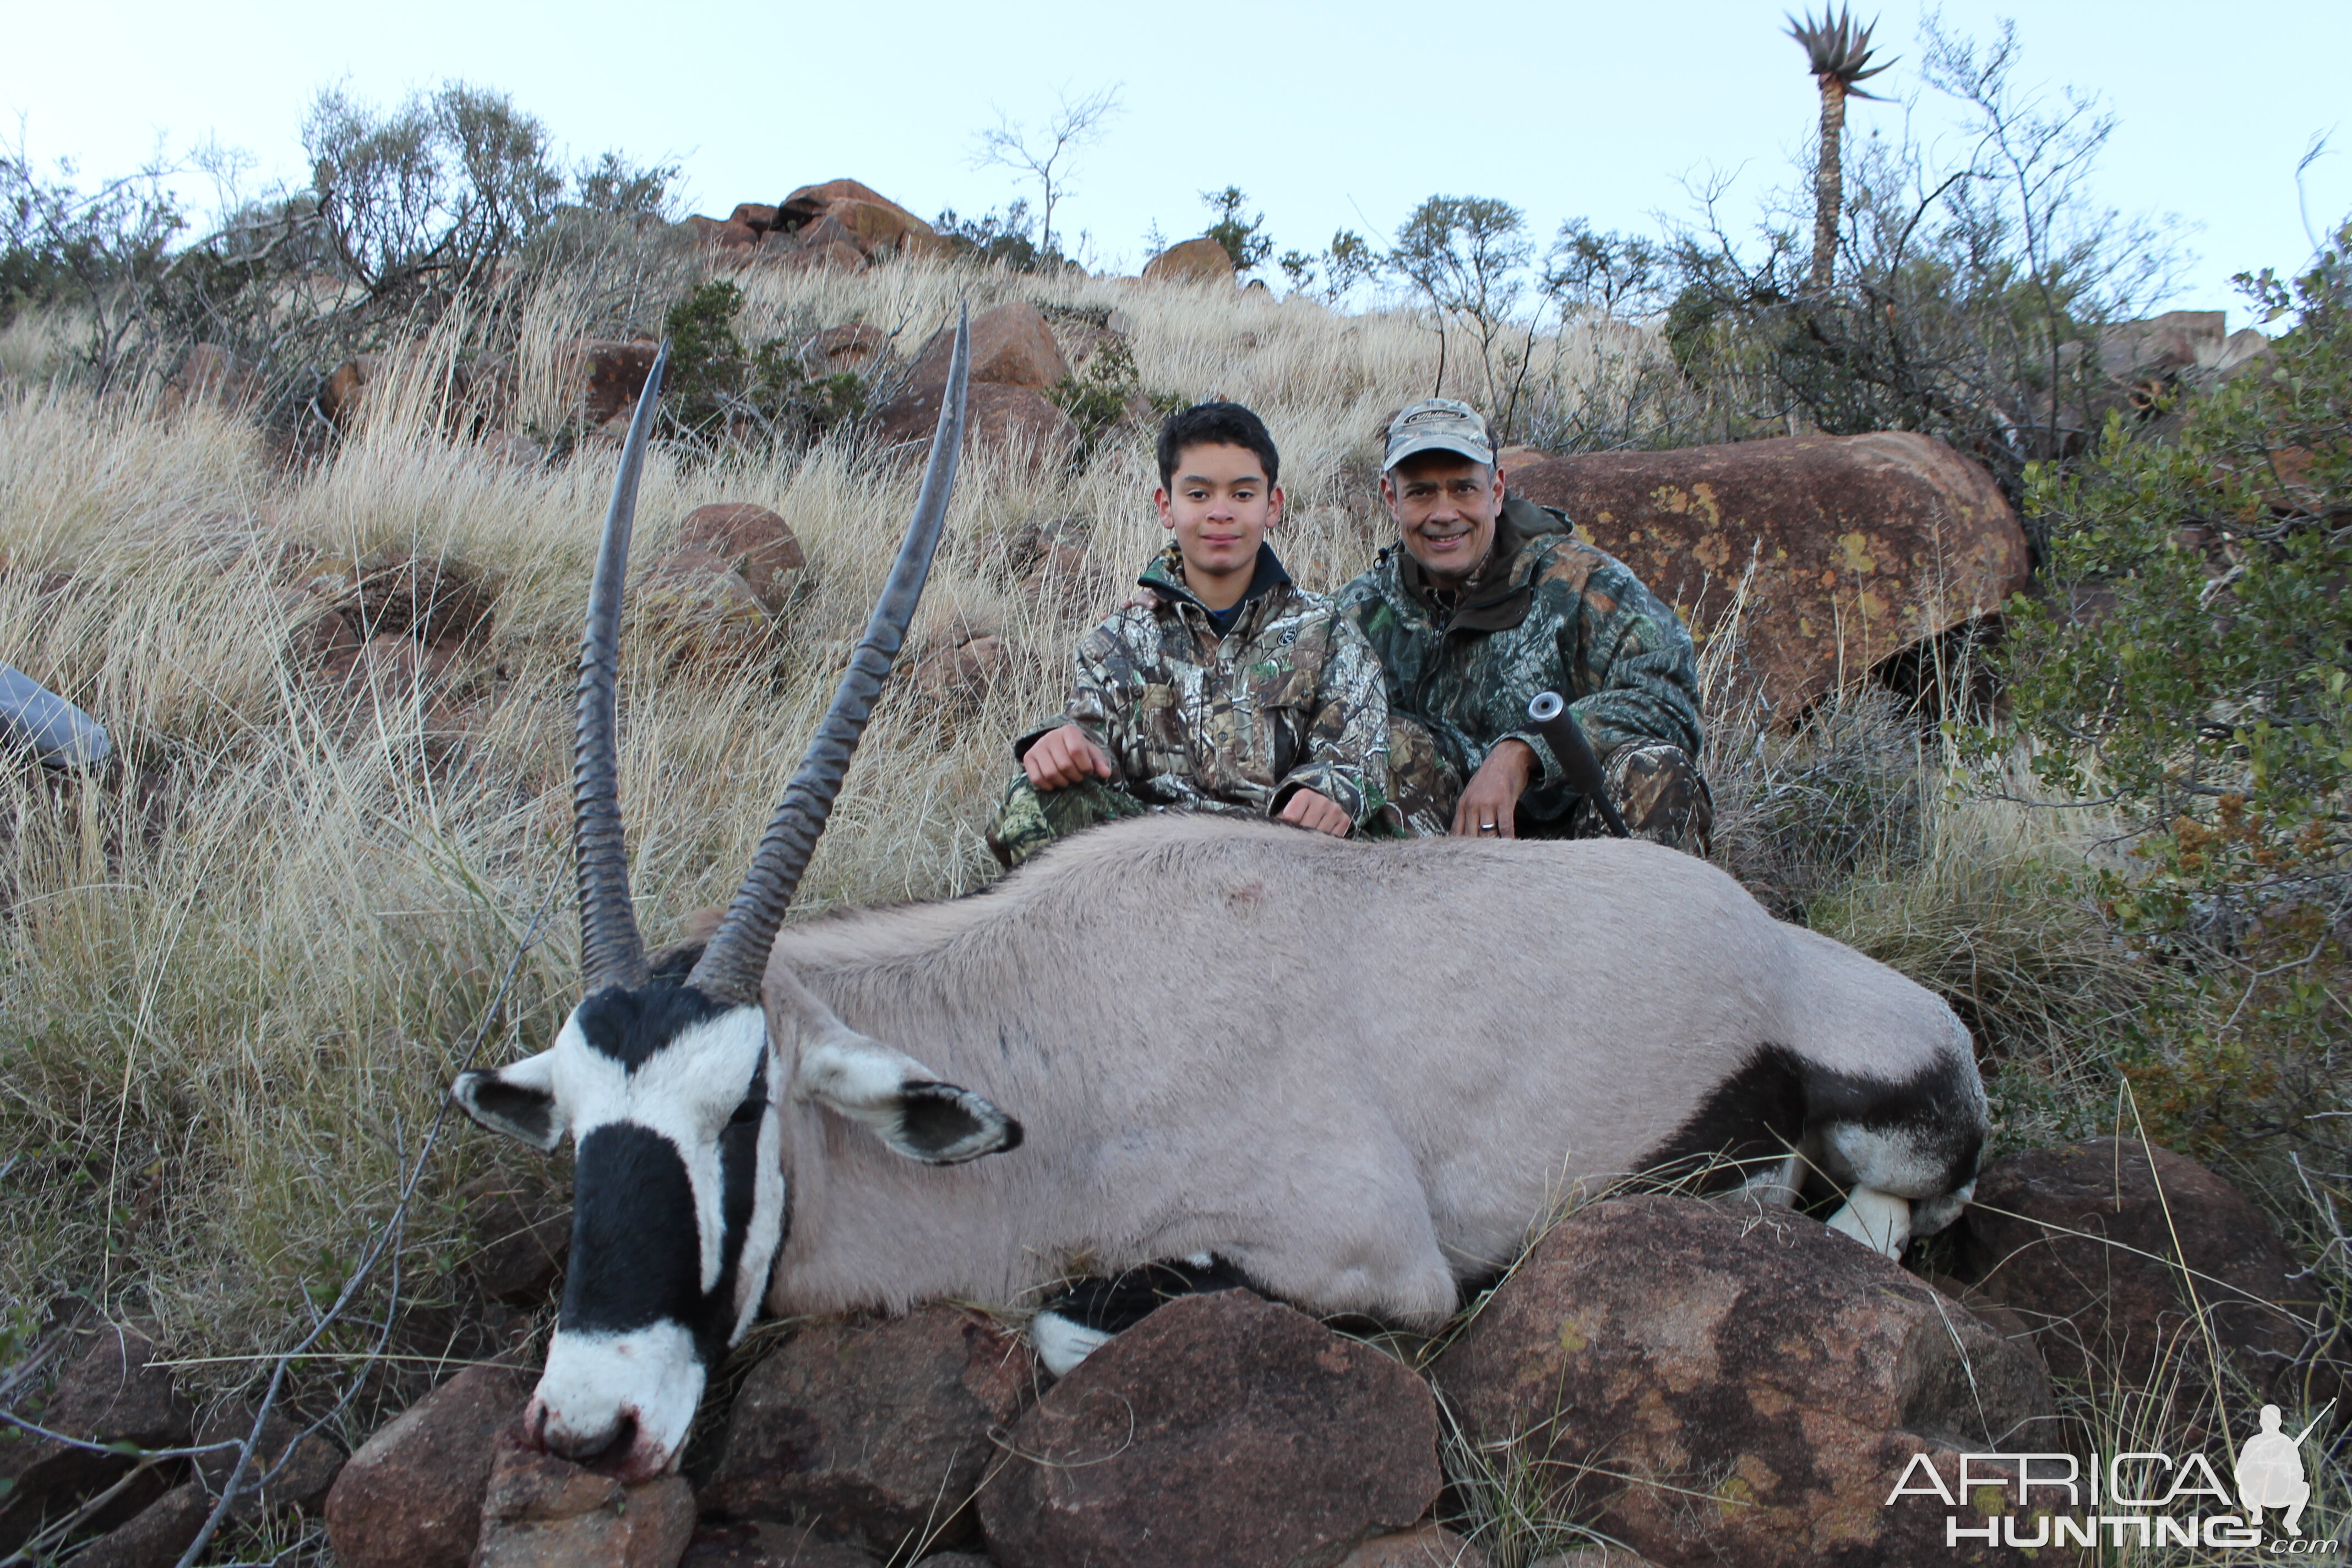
[1156,442,1282,594]
[1382,452,1505,585]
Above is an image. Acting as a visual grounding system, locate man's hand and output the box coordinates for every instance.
[1023,725,1116,791]
[1451,739,1536,839]
[1278,788,1353,838]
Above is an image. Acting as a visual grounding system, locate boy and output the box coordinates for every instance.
[984,402,1394,868]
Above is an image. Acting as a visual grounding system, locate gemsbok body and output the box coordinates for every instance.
[453,317,1989,1481]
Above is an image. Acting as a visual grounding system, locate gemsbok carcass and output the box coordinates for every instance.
[451,311,1989,1481]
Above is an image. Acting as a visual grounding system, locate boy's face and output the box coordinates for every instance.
[1155,442,1282,595]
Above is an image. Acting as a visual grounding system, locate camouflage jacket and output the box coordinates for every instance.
[1017,543,1392,829]
[1335,494,1702,825]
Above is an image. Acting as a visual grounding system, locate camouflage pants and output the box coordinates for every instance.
[985,775,1151,869]
[1385,717,1714,854]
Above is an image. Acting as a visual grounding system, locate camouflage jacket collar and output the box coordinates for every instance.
[1139,542,1295,635]
[1390,495,1569,633]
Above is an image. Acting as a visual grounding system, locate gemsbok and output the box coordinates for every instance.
[452,311,1989,1480]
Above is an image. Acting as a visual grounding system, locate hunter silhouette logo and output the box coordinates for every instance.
[2237,1403,2323,1538]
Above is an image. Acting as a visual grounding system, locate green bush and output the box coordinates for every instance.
[1990,221,2351,1170]
[659,280,864,448]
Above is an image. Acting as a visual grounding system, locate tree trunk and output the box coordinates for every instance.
[1812,75,1845,291]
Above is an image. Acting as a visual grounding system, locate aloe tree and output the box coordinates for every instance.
[1786,8,1893,291]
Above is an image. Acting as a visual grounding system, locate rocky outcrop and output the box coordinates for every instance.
[871,303,1080,465]
[1141,237,1237,285]
[1428,1196,2053,1568]
[323,1363,533,1568]
[899,302,1072,406]
[703,1306,1037,1559]
[1950,1137,2331,1413]
[1508,432,2031,714]
[978,1289,1442,1568]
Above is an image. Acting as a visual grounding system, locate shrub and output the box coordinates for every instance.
[658,280,864,448]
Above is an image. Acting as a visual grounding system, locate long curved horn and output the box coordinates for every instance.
[575,341,669,995]
[688,307,971,1006]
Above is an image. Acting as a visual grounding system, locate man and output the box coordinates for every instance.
[984,401,1393,868]
[1335,398,1711,850]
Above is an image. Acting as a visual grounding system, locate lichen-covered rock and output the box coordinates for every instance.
[978,1289,1441,1568]
[1951,1137,2328,1410]
[703,1306,1036,1559]
[472,1428,695,1568]
[323,1363,531,1568]
[1509,432,2030,714]
[1428,1196,2053,1568]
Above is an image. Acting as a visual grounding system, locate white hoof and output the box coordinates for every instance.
[1030,1310,1112,1378]
[1825,1185,1912,1259]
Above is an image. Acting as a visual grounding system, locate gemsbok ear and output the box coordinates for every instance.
[797,1036,1022,1165]
[453,1050,566,1153]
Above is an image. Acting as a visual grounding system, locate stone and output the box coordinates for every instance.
[778,214,860,256]
[682,1521,884,1566]
[902,302,1072,404]
[2098,309,2227,382]
[778,181,940,259]
[461,1172,571,1307]
[780,241,867,276]
[912,631,1006,701]
[633,550,773,663]
[1507,432,2031,715]
[809,324,888,373]
[161,344,261,415]
[280,588,362,665]
[729,203,780,235]
[978,1290,1442,1568]
[472,1428,696,1568]
[703,1306,1038,1559]
[1527,1551,1665,1568]
[1427,1195,2054,1568]
[1949,1137,2326,1410]
[873,384,1078,469]
[688,215,759,251]
[677,504,804,613]
[320,353,387,431]
[64,1481,210,1568]
[1333,1523,1491,1566]
[194,1402,345,1515]
[909,1556,991,1568]
[1142,237,1237,285]
[345,552,500,646]
[584,340,663,426]
[324,1363,532,1568]
[0,1327,195,1554]
[1493,444,1553,471]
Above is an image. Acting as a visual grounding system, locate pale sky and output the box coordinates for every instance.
[4,0,2346,322]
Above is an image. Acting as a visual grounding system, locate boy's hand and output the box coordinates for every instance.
[1122,587,1167,613]
[1278,788,1352,837]
[1024,724,1117,791]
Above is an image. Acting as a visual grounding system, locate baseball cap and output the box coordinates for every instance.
[1383,398,1496,469]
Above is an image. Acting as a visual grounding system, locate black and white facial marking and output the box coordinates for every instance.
[1636,1036,1987,1259]
[452,983,783,1481]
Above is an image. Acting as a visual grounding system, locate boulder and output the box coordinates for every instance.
[912,629,1008,701]
[162,344,261,415]
[0,1327,195,1554]
[633,549,773,662]
[729,203,780,236]
[193,1402,345,1515]
[978,1289,1442,1568]
[472,1428,696,1568]
[778,180,940,259]
[677,504,804,613]
[702,1306,1037,1559]
[280,587,363,666]
[460,1172,571,1307]
[1949,1137,2326,1410]
[1427,1196,2054,1568]
[778,214,861,256]
[320,353,388,431]
[65,1482,210,1568]
[688,215,760,251]
[2098,310,2227,382]
[808,323,888,373]
[323,1363,532,1568]
[780,241,868,276]
[1142,237,1237,285]
[584,340,663,426]
[873,384,1078,468]
[902,302,1072,403]
[1507,432,2031,714]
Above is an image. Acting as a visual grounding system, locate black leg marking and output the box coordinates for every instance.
[1039,1256,1257,1337]
[1634,1046,1807,1194]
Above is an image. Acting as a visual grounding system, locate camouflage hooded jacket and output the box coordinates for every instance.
[1335,494,1702,825]
[1016,542,1393,829]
